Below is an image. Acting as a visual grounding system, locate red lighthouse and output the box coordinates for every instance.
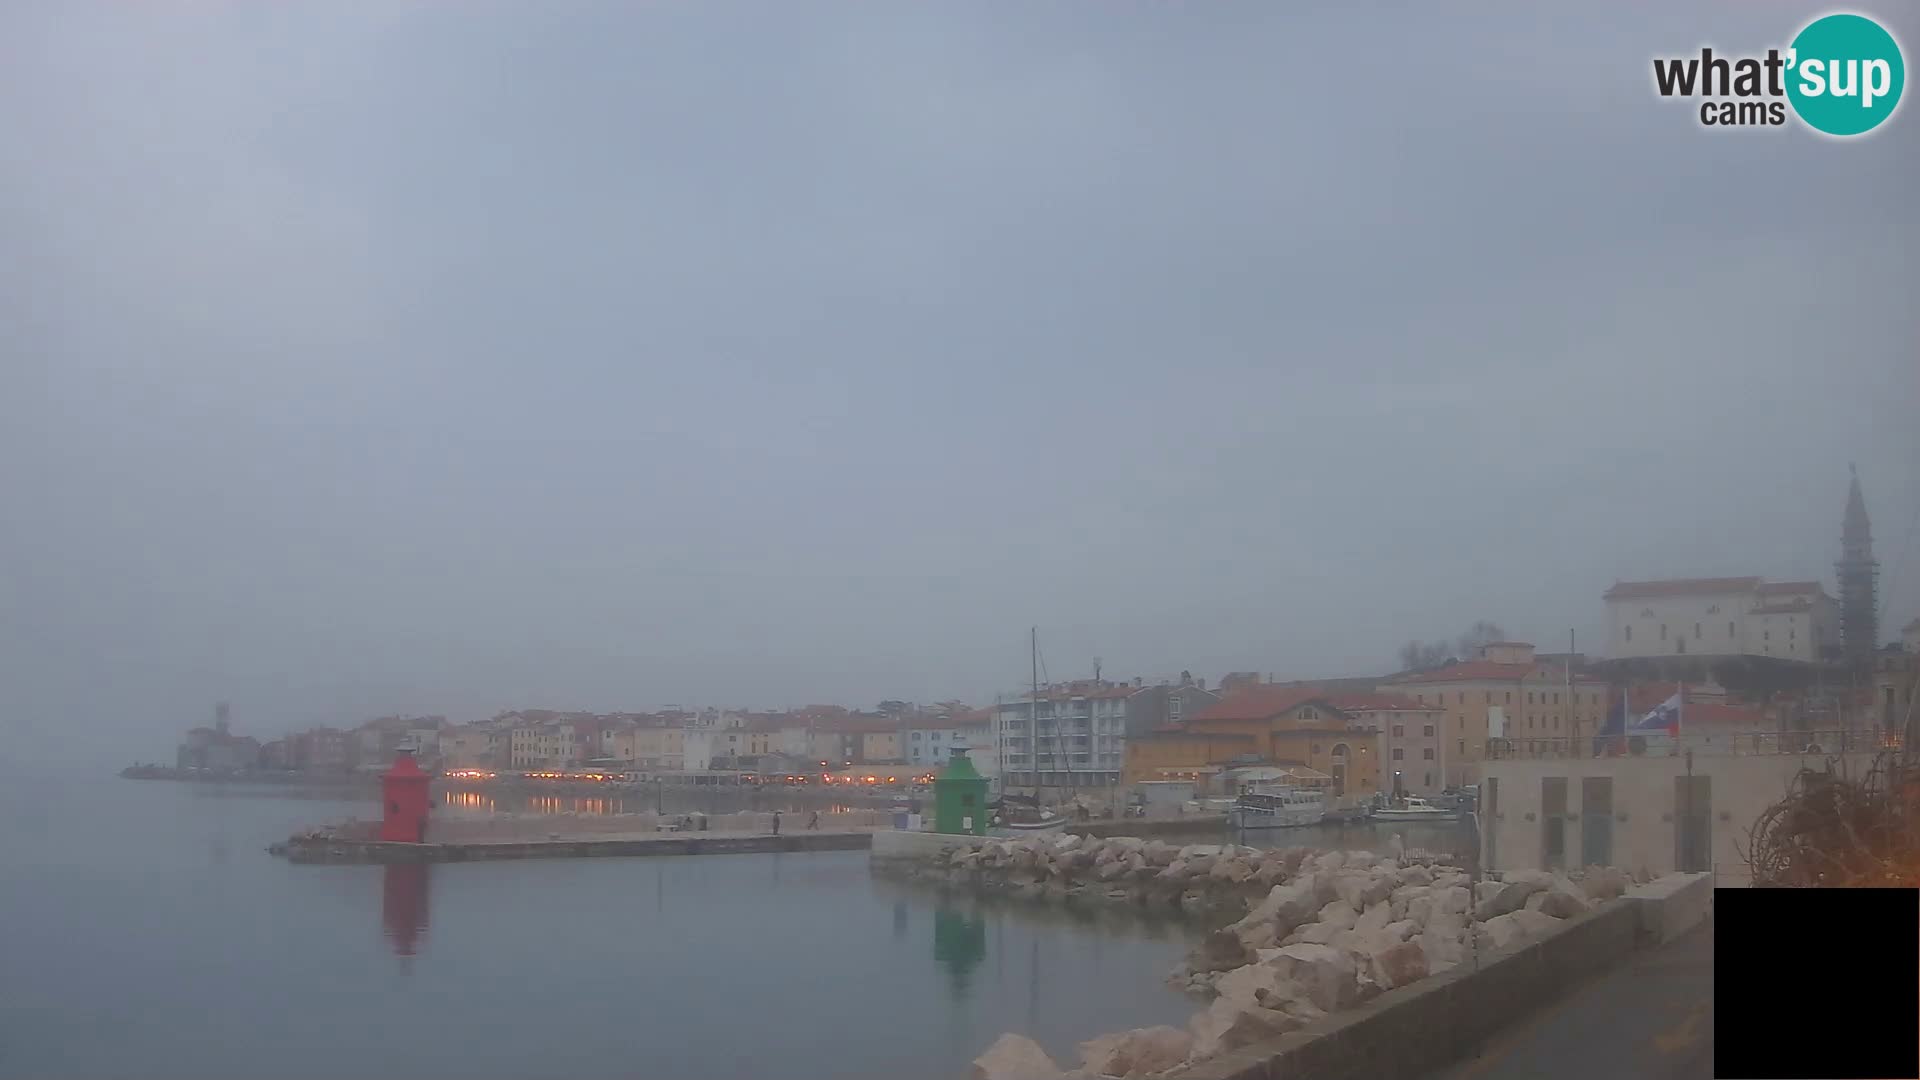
[379,748,431,843]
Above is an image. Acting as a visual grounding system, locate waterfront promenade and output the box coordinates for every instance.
[1421,915,1714,1080]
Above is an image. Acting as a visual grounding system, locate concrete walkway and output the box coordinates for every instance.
[1425,915,1715,1080]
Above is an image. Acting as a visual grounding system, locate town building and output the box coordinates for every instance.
[1323,693,1448,796]
[995,681,1131,789]
[1123,686,1380,801]
[1121,674,1219,737]
[1383,642,1608,789]
[1478,733,1877,886]
[1837,465,1879,664]
[175,703,262,772]
[904,709,993,770]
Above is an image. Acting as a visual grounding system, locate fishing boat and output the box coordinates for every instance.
[1228,785,1328,829]
[989,794,1070,834]
[1370,795,1461,822]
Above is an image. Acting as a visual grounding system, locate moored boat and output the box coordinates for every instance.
[1369,795,1461,822]
[1229,786,1327,829]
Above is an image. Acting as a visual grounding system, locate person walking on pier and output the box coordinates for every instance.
[808,810,820,830]
[772,810,782,836]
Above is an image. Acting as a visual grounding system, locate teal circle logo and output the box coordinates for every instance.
[1786,13,1905,136]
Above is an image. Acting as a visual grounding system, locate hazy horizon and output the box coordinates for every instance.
[4,2,1915,764]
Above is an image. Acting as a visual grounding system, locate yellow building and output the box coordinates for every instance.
[1123,686,1381,801]
[1384,642,1607,788]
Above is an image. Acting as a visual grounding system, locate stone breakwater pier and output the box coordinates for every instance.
[870,831,1711,1080]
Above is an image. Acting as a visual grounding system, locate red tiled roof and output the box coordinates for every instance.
[1603,577,1762,599]
[1190,686,1339,723]
[1141,728,1257,739]
[1756,581,1823,595]
[1325,693,1444,713]
[1387,661,1535,685]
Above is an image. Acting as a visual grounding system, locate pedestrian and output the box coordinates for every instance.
[772,810,782,836]
[808,810,820,830]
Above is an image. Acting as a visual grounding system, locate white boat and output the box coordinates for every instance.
[1370,796,1461,822]
[991,815,1069,835]
[1229,787,1327,829]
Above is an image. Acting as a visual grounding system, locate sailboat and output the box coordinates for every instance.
[990,628,1069,835]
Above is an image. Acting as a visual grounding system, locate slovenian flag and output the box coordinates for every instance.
[1635,692,1683,737]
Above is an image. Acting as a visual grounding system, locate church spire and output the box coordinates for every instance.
[1837,464,1879,663]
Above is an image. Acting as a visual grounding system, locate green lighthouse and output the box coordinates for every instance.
[933,748,990,836]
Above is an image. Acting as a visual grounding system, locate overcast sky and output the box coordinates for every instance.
[3,1,1915,762]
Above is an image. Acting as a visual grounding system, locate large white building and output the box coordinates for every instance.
[1605,577,1838,663]
[995,682,1131,789]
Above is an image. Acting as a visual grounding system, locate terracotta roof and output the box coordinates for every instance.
[1190,686,1341,723]
[1750,602,1812,615]
[1140,729,1257,740]
[1603,577,1762,599]
[1480,641,1534,649]
[1324,693,1443,713]
[1756,581,1823,595]
[1386,661,1536,685]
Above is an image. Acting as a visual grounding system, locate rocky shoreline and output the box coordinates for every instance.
[908,833,1639,1080]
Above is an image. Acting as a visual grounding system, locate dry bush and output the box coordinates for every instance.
[1743,752,1920,887]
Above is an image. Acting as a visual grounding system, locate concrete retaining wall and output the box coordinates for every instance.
[869,830,986,861]
[1175,873,1712,1080]
[278,831,873,864]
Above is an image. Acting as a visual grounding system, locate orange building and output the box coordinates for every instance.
[1123,685,1380,801]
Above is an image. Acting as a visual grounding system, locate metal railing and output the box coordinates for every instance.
[1484,728,1896,760]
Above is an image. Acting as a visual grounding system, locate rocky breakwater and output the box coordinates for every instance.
[904,833,1318,914]
[963,839,1639,1080]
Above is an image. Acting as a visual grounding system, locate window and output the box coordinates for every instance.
[1528,692,1535,705]
[1169,698,1183,719]
[1694,622,1701,639]
[1300,706,1316,720]
[1660,624,1667,640]
[1764,631,1770,641]
[1424,772,1433,788]
[1505,692,1512,704]
[1625,625,1632,641]
[1392,725,1405,737]
[911,732,921,741]
[1457,692,1465,705]
[1728,621,1736,638]
[1552,693,1559,705]
[1423,748,1434,760]
[1392,748,1405,761]
[1458,739,1466,754]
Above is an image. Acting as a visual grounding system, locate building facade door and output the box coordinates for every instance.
[1581,777,1614,868]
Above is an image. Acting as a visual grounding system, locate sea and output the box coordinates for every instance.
[0,774,1473,1080]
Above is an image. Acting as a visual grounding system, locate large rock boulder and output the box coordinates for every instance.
[1267,942,1360,1012]
[972,1033,1063,1080]
[1479,913,1526,950]
[1365,939,1431,991]
[1353,900,1393,938]
[1509,908,1565,937]
[1334,870,1397,912]
[1141,840,1178,867]
[1211,857,1255,884]
[1190,929,1253,974]
[1187,997,1301,1062]
[1474,879,1547,921]
[1078,1026,1192,1079]
[1579,866,1629,901]
[1311,850,1348,872]
[1396,864,1433,888]
[1231,883,1321,939]
[1537,884,1590,920]
[1434,884,1471,916]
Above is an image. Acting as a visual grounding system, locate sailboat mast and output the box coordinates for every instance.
[1031,626,1042,800]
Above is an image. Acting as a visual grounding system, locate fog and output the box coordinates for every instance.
[2,2,1915,764]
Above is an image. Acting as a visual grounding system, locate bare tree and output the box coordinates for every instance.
[1397,621,1508,672]
[1455,621,1508,660]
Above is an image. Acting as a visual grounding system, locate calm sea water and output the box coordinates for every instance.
[0,776,1223,1080]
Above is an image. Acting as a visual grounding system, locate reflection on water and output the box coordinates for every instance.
[932,908,987,1000]
[380,863,431,967]
[442,790,639,816]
